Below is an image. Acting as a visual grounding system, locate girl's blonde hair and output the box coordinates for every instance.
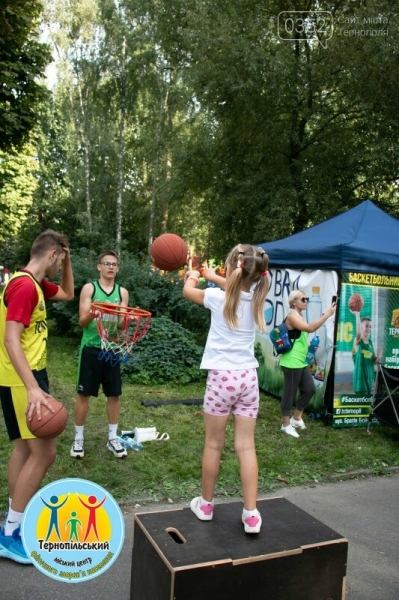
[223,244,269,331]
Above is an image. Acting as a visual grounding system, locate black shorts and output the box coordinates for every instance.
[0,368,50,441]
[77,346,122,398]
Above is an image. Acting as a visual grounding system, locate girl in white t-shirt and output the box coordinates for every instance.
[183,244,269,533]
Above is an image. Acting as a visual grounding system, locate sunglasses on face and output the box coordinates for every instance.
[300,297,309,303]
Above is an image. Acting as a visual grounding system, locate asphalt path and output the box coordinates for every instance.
[1,473,398,599]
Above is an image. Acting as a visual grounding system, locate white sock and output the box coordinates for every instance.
[4,508,23,536]
[108,424,118,440]
[243,507,258,517]
[75,425,84,440]
[9,498,12,508]
[200,496,214,505]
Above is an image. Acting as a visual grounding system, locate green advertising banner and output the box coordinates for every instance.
[333,271,399,428]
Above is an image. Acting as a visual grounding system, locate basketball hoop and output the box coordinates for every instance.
[91,302,152,365]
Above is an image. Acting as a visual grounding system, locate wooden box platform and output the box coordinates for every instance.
[130,497,348,600]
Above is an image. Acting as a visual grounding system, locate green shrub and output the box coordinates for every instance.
[121,316,206,385]
[47,248,210,343]
[47,249,210,384]
[47,247,100,336]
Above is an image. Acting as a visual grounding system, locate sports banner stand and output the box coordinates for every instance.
[256,269,399,427]
[332,272,399,427]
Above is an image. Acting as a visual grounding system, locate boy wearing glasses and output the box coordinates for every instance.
[70,251,129,459]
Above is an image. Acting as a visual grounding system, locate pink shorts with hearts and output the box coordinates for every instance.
[203,369,259,418]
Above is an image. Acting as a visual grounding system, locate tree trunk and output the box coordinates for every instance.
[116,38,126,252]
[148,82,170,251]
[70,83,92,234]
[289,39,313,232]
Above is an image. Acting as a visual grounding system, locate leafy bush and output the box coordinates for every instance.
[117,253,210,341]
[121,316,206,385]
[47,248,210,343]
[47,249,210,384]
[47,248,100,336]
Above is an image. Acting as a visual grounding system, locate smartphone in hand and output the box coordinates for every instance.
[332,295,337,304]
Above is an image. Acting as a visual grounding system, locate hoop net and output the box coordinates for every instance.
[92,302,152,365]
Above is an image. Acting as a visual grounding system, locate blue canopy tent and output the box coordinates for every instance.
[255,200,399,427]
[257,200,399,275]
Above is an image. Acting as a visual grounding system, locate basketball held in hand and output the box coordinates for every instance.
[150,233,188,271]
[348,293,364,313]
[27,400,68,439]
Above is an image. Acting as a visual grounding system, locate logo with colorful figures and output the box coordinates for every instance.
[21,478,125,582]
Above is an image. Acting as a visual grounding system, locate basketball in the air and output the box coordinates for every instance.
[27,399,68,439]
[150,233,188,271]
[348,293,364,313]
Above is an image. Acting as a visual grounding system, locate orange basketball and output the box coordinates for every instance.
[27,399,68,439]
[150,233,188,271]
[348,293,364,312]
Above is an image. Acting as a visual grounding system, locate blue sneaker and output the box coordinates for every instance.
[0,527,32,565]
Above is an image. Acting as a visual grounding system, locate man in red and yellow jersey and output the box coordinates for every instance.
[0,230,74,564]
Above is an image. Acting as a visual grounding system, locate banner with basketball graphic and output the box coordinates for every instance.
[255,268,338,412]
[332,271,399,428]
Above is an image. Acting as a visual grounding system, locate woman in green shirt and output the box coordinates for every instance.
[280,290,336,438]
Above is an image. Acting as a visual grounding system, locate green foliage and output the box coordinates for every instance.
[0,0,51,151]
[122,315,205,385]
[143,0,399,255]
[118,253,210,338]
[47,247,100,336]
[47,246,209,384]
[47,247,210,341]
[0,145,38,244]
[3,0,399,266]
[1,334,398,510]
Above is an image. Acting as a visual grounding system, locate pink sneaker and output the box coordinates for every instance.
[190,496,214,521]
[242,509,262,534]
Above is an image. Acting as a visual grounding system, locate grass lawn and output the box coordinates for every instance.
[1,334,399,511]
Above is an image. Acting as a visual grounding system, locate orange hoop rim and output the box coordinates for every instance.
[91,302,151,318]
[91,301,152,364]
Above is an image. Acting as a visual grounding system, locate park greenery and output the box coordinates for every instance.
[1,0,399,508]
[0,332,398,511]
[0,0,399,269]
[2,0,398,389]
[46,247,210,384]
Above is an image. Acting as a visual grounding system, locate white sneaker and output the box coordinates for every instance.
[70,439,84,458]
[290,417,306,430]
[190,497,214,521]
[281,424,300,438]
[107,438,128,458]
[242,509,262,534]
